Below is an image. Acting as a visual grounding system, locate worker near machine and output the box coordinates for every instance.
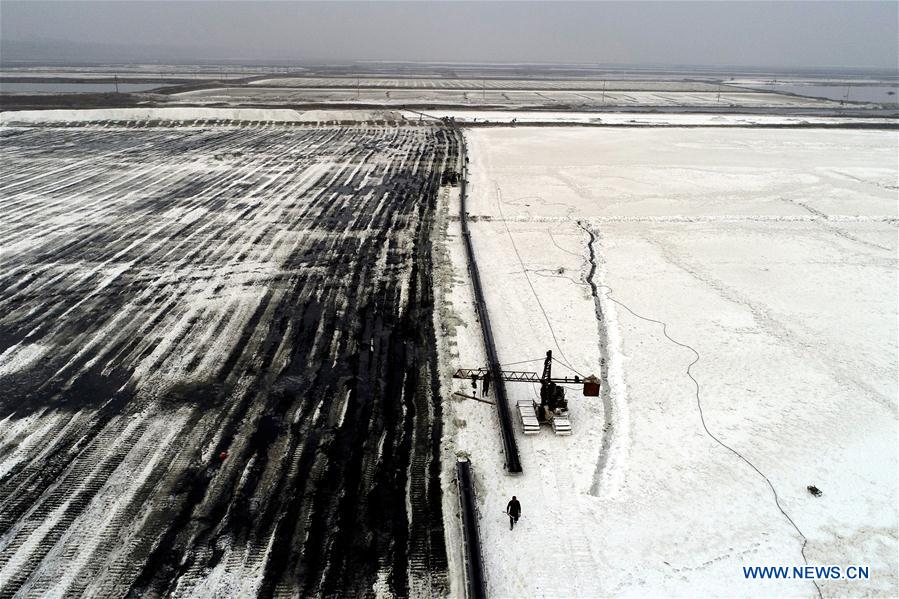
[506,496,521,530]
[482,371,491,397]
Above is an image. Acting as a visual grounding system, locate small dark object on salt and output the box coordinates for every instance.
[807,485,822,497]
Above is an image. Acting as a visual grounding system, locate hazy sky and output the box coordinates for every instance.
[2,1,897,68]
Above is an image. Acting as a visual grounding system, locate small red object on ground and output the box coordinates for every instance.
[219,451,229,462]
[582,375,601,397]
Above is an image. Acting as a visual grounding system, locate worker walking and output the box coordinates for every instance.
[506,496,521,530]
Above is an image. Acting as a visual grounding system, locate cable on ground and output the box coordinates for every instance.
[497,358,546,368]
[596,281,822,599]
[547,229,585,258]
[494,182,581,375]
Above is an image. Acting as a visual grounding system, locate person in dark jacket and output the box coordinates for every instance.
[506,496,521,530]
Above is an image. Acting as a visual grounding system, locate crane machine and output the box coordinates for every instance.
[453,350,599,435]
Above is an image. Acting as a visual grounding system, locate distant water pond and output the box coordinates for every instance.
[0,82,169,93]
[759,83,897,104]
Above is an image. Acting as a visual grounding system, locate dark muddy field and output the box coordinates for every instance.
[0,121,459,597]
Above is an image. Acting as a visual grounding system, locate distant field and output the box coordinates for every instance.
[0,66,287,80]
[175,86,839,108]
[0,82,168,94]
[249,77,729,91]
